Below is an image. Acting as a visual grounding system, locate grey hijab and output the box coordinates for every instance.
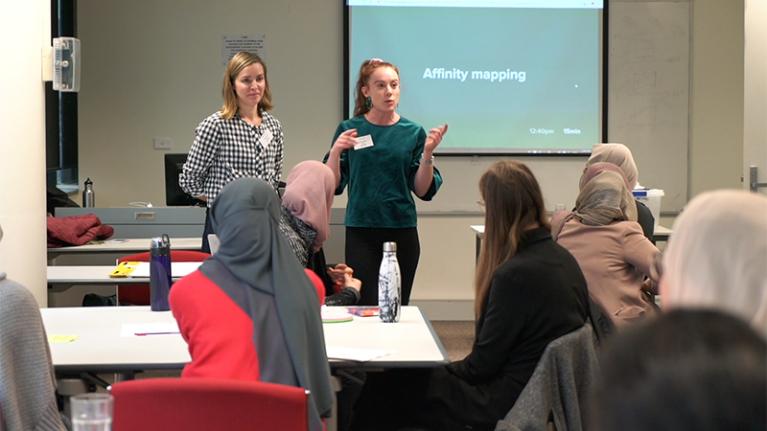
[199,178,333,427]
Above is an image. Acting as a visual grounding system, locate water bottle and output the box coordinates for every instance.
[378,241,401,323]
[82,177,95,207]
[149,234,172,311]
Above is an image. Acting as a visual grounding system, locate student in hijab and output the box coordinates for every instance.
[279,160,361,306]
[586,143,655,240]
[169,178,333,431]
[661,190,767,336]
[0,224,67,431]
[554,167,660,327]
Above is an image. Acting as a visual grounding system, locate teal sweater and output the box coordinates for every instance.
[329,116,443,228]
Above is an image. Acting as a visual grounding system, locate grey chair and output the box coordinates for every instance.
[495,324,599,431]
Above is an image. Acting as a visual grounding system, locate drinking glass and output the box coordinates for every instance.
[71,393,113,431]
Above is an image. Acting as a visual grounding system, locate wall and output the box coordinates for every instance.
[76,0,745,316]
[742,0,766,185]
[689,0,744,196]
[0,0,49,306]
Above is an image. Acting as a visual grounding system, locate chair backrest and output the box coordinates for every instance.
[116,250,210,305]
[496,324,599,431]
[111,378,308,431]
[587,297,615,345]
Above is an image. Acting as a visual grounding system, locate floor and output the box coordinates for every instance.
[431,320,475,361]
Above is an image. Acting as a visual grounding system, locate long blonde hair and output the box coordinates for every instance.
[221,52,273,120]
[475,161,549,318]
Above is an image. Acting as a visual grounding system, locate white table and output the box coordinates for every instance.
[42,306,448,373]
[48,238,202,267]
[653,225,672,241]
[47,262,203,285]
[46,263,204,304]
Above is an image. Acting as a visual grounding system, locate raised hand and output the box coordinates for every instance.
[424,124,448,154]
[331,128,358,154]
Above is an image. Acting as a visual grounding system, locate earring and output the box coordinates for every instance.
[365,96,372,109]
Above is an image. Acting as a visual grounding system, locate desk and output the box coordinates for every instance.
[47,263,203,304]
[48,238,202,265]
[653,225,671,242]
[42,306,448,373]
[47,263,202,286]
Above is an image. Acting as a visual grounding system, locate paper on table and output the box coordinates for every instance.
[48,334,79,344]
[129,262,202,278]
[326,347,394,362]
[120,322,180,337]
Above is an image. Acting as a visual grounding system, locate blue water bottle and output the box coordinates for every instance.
[149,234,172,311]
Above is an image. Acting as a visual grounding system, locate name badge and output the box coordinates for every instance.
[259,129,274,149]
[354,134,374,150]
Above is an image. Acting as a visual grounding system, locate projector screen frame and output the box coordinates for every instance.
[342,0,610,157]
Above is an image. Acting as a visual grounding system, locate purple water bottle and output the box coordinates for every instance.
[149,234,172,311]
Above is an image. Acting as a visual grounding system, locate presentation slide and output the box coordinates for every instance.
[347,0,604,154]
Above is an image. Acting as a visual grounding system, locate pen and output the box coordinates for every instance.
[134,332,179,336]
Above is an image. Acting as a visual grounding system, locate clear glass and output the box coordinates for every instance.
[71,393,113,431]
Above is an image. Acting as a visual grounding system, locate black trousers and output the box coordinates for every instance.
[345,227,420,306]
[200,207,213,254]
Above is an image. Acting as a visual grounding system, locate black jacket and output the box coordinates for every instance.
[427,227,590,431]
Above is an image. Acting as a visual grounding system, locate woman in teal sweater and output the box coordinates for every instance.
[325,58,448,305]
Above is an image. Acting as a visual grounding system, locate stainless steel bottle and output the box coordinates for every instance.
[82,178,95,207]
[378,241,401,323]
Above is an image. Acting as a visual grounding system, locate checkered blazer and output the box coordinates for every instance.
[180,110,284,205]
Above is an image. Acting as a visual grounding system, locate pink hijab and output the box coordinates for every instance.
[282,161,336,252]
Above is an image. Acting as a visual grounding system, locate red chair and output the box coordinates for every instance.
[111,378,309,431]
[117,250,210,305]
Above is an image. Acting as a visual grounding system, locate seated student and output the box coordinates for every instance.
[585,143,655,240]
[554,165,660,327]
[169,178,333,431]
[661,189,767,336]
[351,160,589,431]
[279,160,361,306]
[0,225,67,431]
[590,309,766,431]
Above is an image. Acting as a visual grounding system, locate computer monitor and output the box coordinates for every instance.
[164,153,203,206]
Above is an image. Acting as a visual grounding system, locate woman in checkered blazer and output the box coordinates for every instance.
[180,52,284,253]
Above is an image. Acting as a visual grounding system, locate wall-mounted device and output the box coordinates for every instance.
[52,37,80,92]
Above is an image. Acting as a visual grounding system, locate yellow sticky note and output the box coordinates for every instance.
[48,334,79,344]
[109,261,140,278]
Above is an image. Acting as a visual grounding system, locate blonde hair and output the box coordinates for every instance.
[353,58,400,117]
[475,161,549,318]
[221,52,273,120]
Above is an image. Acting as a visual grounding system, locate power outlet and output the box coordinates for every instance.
[153,137,173,150]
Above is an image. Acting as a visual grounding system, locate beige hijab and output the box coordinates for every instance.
[661,190,767,336]
[574,169,637,226]
[553,167,638,239]
[587,143,639,189]
[282,161,336,252]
